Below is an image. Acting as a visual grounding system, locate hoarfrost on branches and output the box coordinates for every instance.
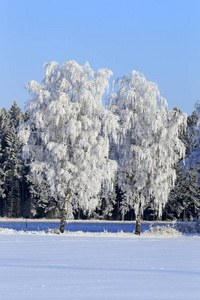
[19,61,118,216]
[18,61,187,219]
[108,71,187,217]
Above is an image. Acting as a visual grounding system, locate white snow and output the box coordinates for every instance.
[0,229,199,299]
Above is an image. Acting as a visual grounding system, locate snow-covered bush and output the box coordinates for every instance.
[144,225,182,237]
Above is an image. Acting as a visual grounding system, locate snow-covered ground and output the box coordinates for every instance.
[0,229,199,300]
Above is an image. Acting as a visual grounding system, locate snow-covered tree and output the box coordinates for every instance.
[184,102,200,173]
[166,166,200,220]
[9,100,24,128]
[164,108,199,220]
[26,174,56,218]
[0,108,10,215]
[164,164,188,220]
[0,143,5,201]
[185,168,200,220]
[182,109,198,157]
[108,71,187,217]
[19,61,118,223]
[176,103,200,220]
[0,103,26,217]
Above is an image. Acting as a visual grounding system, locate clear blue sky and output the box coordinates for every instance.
[0,0,199,115]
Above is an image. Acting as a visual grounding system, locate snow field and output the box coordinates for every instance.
[0,233,199,300]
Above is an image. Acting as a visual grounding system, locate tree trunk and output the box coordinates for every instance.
[10,197,13,218]
[16,181,20,218]
[59,190,71,233]
[10,187,14,218]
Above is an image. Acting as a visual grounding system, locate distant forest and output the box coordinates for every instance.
[0,61,199,221]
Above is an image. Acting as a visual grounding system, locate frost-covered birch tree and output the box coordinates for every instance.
[19,61,118,222]
[108,71,187,217]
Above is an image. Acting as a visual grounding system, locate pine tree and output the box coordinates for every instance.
[164,165,188,220]
[0,102,26,217]
[0,108,11,215]
[166,167,200,221]
[0,144,5,201]
[164,109,199,220]
[182,109,198,157]
[186,168,200,220]
[3,130,23,217]
[184,103,200,172]
[26,173,58,218]
[9,100,24,128]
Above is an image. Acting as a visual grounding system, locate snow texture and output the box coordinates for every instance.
[0,230,199,300]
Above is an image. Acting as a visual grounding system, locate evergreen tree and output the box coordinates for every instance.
[186,168,200,220]
[165,108,199,220]
[0,108,10,215]
[0,102,26,217]
[182,109,198,157]
[3,130,23,217]
[9,100,24,128]
[164,165,188,220]
[26,173,58,218]
[165,167,200,220]
[184,103,200,172]
[0,144,5,201]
